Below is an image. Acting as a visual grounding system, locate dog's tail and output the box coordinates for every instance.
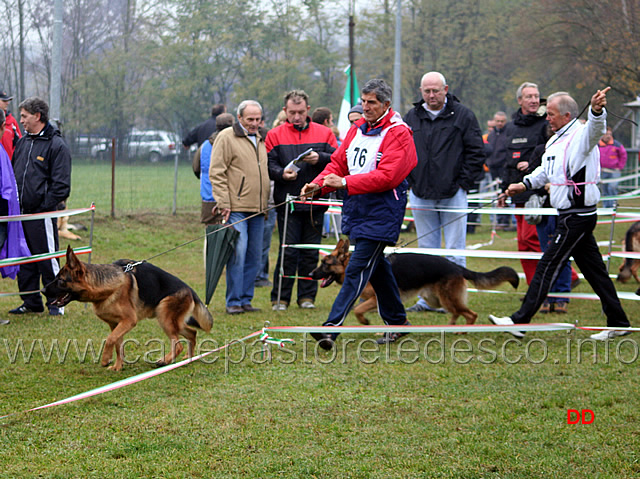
[463,266,519,290]
[187,295,213,332]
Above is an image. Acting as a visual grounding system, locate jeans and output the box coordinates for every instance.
[536,215,571,303]
[324,238,406,331]
[225,212,264,308]
[512,213,629,327]
[600,169,621,209]
[256,209,277,282]
[410,188,467,267]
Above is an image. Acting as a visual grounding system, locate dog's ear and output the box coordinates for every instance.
[338,238,350,255]
[66,245,83,271]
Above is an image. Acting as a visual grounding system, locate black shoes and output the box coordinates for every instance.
[376,330,410,344]
[310,332,336,351]
[376,321,411,344]
[9,305,44,315]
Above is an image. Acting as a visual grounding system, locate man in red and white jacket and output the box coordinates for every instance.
[301,79,417,349]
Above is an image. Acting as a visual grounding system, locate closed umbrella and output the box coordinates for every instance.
[205,224,239,305]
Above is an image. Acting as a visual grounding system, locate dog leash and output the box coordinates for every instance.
[138,189,322,265]
[397,195,502,250]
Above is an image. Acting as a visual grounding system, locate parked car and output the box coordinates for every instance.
[91,130,178,162]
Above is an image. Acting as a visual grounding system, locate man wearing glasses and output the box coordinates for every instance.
[403,71,485,313]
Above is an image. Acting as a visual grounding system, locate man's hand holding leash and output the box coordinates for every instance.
[300,173,346,201]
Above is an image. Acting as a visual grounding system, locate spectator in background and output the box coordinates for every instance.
[267,90,337,311]
[209,100,269,315]
[254,111,288,288]
[10,97,71,316]
[598,126,627,208]
[499,82,547,285]
[347,104,363,125]
[0,88,22,160]
[182,103,227,149]
[311,107,334,128]
[0,109,30,325]
[487,111,513,230]
[196,112,234,225]
[403,71,485,313]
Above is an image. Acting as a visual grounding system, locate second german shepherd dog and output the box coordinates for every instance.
[43,246,213,371]
[311,239,519,326]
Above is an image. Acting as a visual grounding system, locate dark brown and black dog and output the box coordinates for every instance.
[617,221,640,284]
[311,239,519,326]
[43,246,213,371]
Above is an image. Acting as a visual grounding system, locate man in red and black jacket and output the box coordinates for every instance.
[267,90,337,311]
[301,78,417,349]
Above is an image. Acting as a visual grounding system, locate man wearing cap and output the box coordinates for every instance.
[0,89,22,160]
[348,104,363,125]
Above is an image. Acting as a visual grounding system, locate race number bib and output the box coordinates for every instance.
[346,128,389,175]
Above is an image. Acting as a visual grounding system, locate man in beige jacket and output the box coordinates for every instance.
[210,100,270,314]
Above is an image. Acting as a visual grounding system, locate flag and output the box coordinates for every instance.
[336,65,360,141]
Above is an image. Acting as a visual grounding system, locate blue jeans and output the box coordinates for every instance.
[256,209,277,282]
[225,212,264,307]
[324,238,406,331]
[600,169,621,208]
[536,215,571,303]
[410,188,467,267]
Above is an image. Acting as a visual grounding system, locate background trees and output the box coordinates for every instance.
[0,0,638,148]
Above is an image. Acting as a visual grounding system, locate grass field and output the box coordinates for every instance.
[1,161,640,477]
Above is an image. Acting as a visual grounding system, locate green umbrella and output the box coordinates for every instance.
[205,224,239,305]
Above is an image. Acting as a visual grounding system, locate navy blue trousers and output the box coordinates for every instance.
[324,238,406,330]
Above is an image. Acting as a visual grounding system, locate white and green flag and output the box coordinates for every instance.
[337,65,360,140]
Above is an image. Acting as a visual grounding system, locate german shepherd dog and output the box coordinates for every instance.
[617,221,640,284]
[311,239,519,326]
[43,246,213,371]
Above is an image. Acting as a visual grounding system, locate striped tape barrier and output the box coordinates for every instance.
[3,321,637,421]
[0,329,263,420]
[0,205,95,223]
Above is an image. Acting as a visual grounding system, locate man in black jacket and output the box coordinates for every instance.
[10,97,71,316]
[182,103,227,149]
[486,111,512,229]
[403,71,485,312]
[498,82,547,285]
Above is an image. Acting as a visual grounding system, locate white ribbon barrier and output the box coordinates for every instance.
[0,205,95,223]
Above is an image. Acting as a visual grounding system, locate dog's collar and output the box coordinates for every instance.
[123,261,144,273]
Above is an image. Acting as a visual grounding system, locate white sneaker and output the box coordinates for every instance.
[272,303,287,311]
[589,329,632,341]
[299,301,315,309]
[488,314,525,338]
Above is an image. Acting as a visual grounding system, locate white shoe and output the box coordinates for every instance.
[488,314,525,338]
[299,301,315,309]
[589,329,632,341]
[272,303,287,311]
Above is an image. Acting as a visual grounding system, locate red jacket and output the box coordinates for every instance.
[1,113,21,159]
[313,109,416,196]
[266,119,337,211]
[312,109,417,244]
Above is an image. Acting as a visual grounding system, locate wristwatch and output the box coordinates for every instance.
[341,177,347,188]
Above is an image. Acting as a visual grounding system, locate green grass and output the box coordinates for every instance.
[1,161,640,477]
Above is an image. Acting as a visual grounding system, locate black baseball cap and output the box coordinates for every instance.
[0,89,13,101]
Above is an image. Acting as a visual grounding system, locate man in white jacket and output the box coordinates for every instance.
[489,87,631,340]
